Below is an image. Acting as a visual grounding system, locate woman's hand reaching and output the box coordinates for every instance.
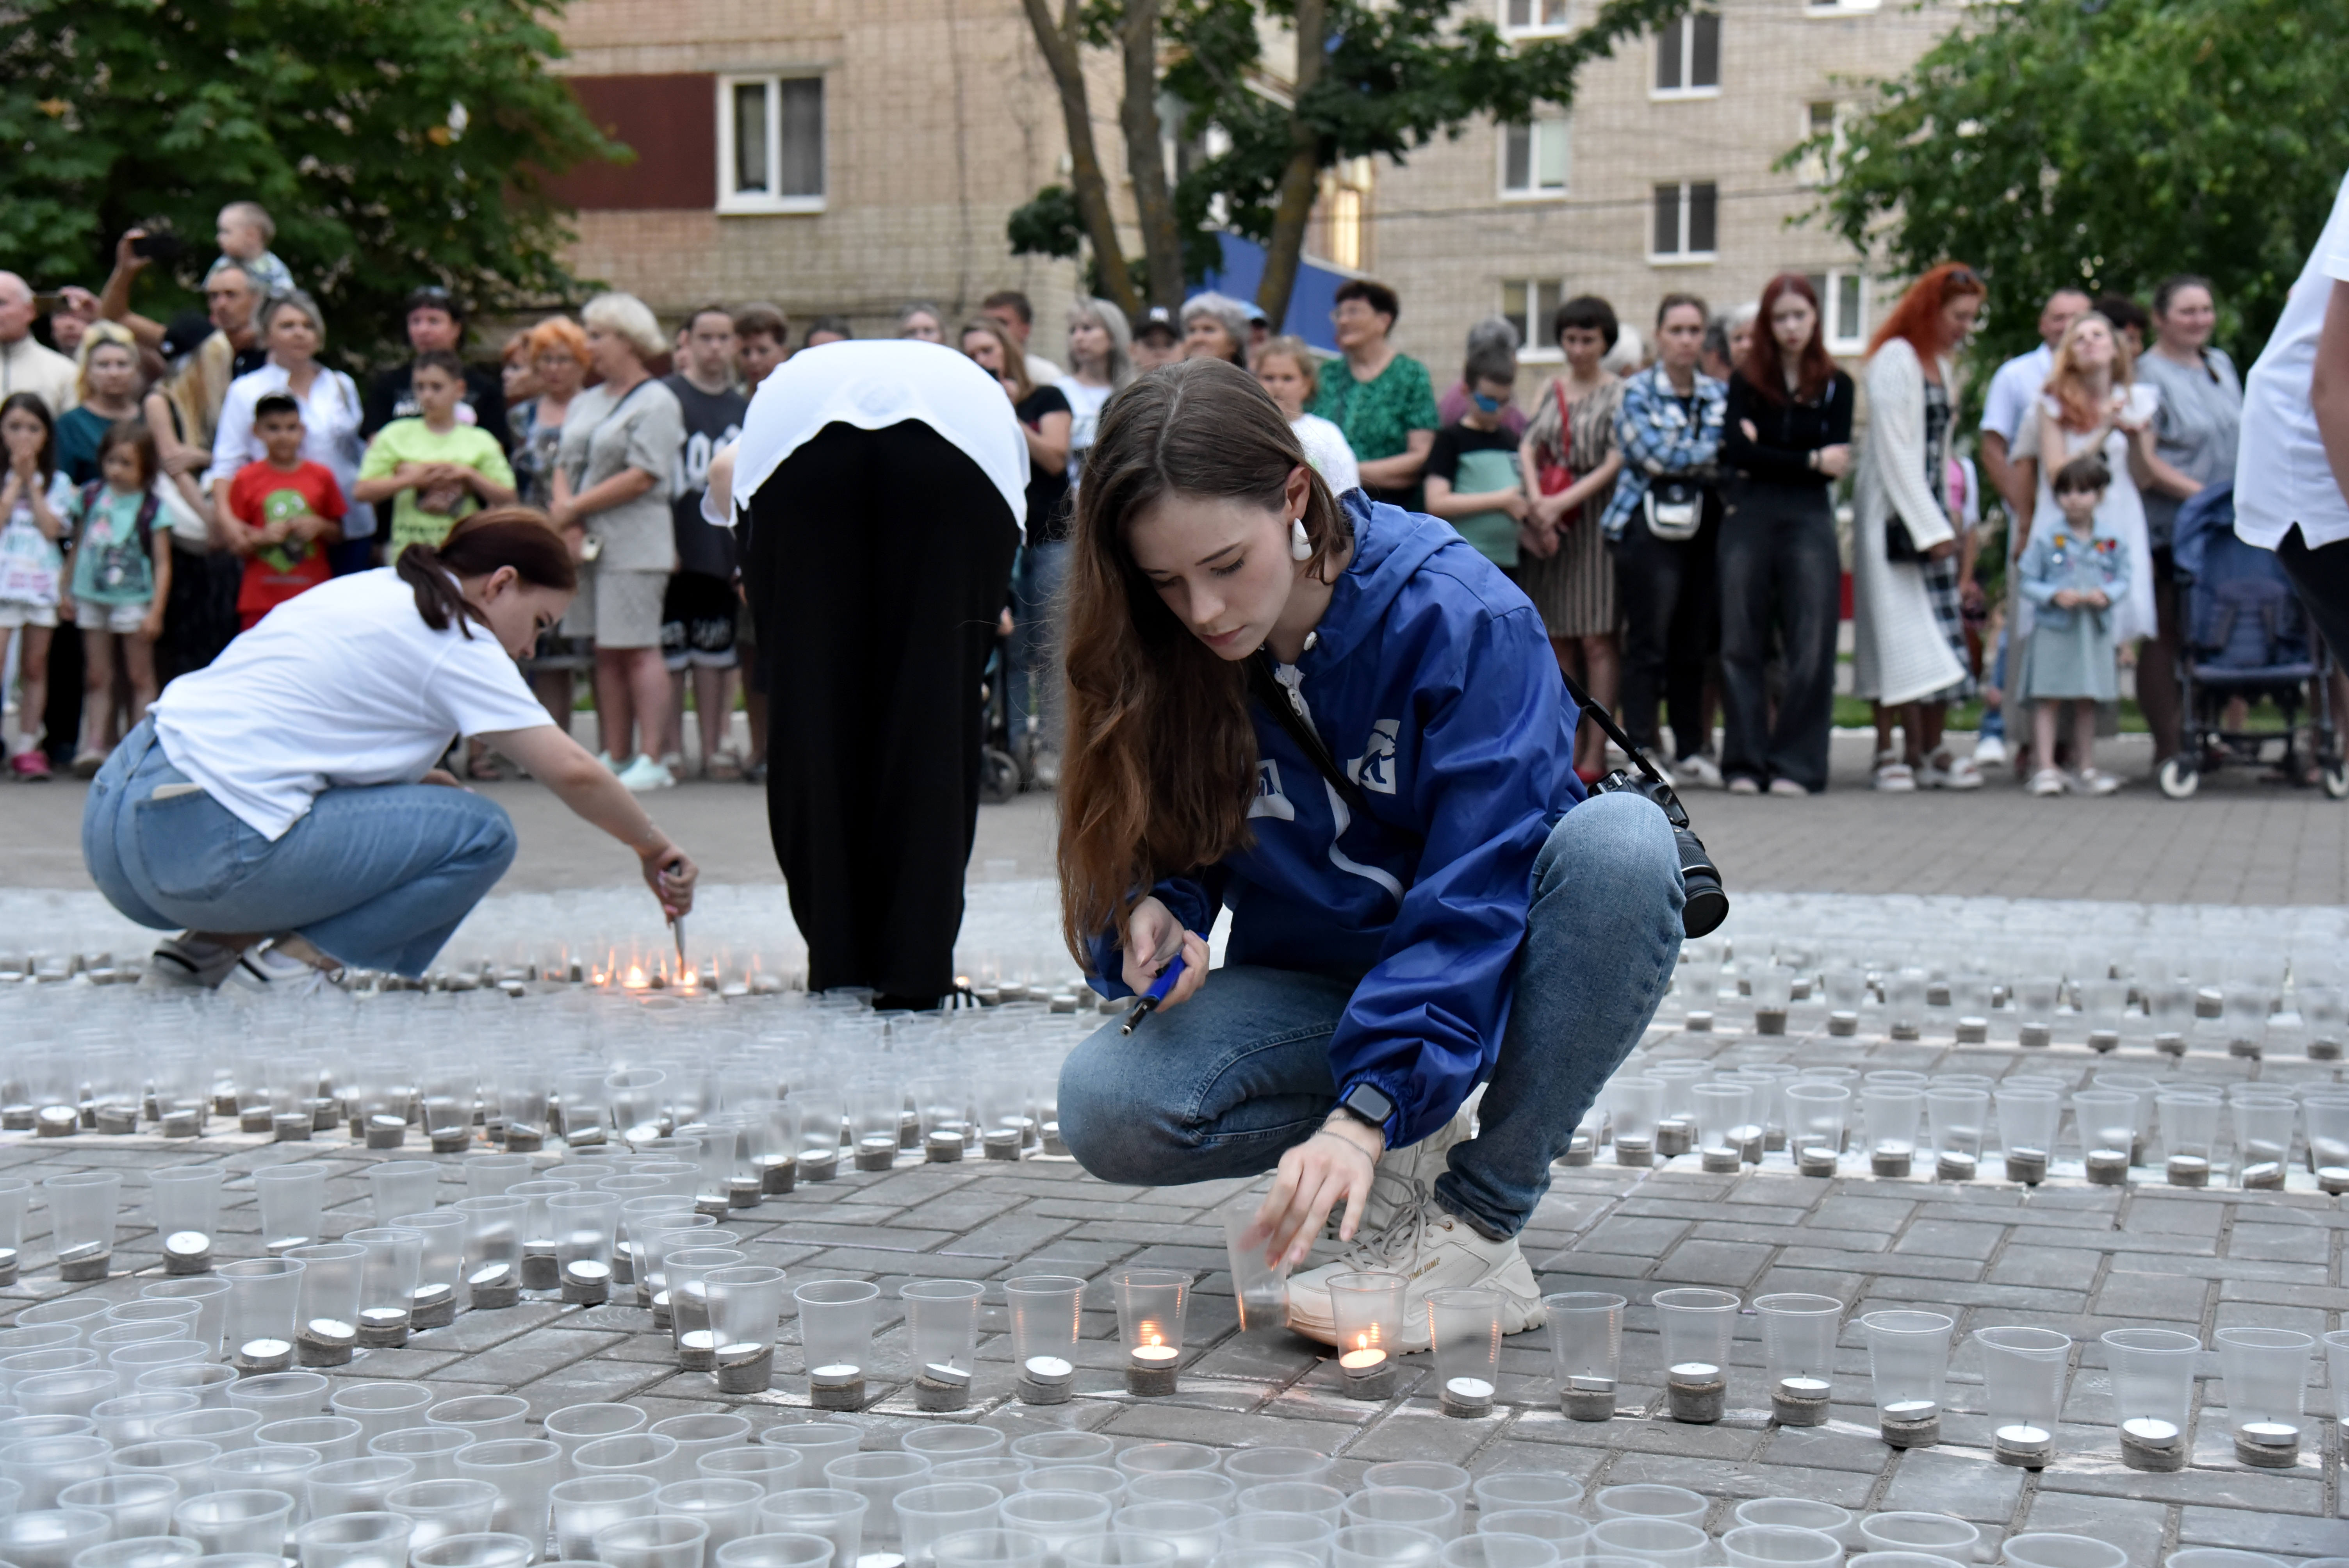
[1253,1112,1385,1267]
[1122,895,1208,1012]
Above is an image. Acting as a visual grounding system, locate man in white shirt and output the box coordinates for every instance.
[2237,167,2349,657]
[0,273,79,414]
[1979,288,2091,521]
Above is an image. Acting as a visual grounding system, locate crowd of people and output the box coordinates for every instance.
[0,193,2310,800]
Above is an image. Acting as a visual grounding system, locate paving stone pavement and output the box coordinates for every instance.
[3,1007,2344,1564]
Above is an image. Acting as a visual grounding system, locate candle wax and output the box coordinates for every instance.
[2121,1417,2180,1444]
[1130,1344,1180,1365]
[1338,1348,1388,1372]
[1445,1376,1495,1401]
[1023,1356,1074,1380]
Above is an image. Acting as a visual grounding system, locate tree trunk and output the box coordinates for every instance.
[1119,0,1184,308]
[1255,0,1328,333]
[1018,0,1140,319]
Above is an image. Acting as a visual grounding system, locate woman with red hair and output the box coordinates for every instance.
[1851,263,1987,791]
[1718,274,1854,795]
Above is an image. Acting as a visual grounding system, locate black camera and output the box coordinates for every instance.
[1587,766,1727,938]
[130,231,186,263]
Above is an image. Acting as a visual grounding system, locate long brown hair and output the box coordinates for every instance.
[1057,358,1350,971]
[1866,262,1984,363]
[395,506,578,638]
[2043,311,2135,432]
[1742,273,1837,405]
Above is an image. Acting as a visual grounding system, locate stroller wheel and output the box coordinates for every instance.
[2157,756,2200,800]
[2325,762,2349,801]
[979,748,1022,805]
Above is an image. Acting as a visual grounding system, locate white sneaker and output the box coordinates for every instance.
[228,941,335,995]
[1673,752,1724,790]
[615,754,676,792]
[1346,1088,1482,1239]
[1287,1185,1544,1351]
[1973,735,2009,768]
[2075,768,2124,796]
[2027,767,2067,798]
[143,935,244,990]
[594,750,621,773]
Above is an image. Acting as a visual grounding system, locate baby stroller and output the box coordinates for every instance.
[2158,482,2349,799]
[977,606,1022,805]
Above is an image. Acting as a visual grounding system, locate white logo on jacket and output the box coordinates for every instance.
[1348,720,1401,796]
[1248,759,1295,820]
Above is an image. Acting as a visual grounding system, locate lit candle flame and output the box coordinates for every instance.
[623,966,648,989]
[1355,1332,1371,1352]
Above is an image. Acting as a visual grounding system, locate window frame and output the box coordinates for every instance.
[1802,268,1869,353]
[1651,11,1722,100]
[715,71,826,216]
[1499,0,1573,37]
[1806,0,1882,12]
[1502,281,1567,362]
[1498,116,1572,201]
[1649,182,1718,266]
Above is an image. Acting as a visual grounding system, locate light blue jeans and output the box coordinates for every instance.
[82,717,517,976]
[1057,789,1685,1239]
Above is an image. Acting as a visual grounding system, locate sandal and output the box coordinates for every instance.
[1872,749,1916,793]
[1922,749,1984,790]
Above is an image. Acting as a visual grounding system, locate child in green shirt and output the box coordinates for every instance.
[355,350,517,552]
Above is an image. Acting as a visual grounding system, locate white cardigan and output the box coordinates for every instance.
[1850,338,1967,706]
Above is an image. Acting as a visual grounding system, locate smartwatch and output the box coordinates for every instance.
[1332,1082,1395,1137]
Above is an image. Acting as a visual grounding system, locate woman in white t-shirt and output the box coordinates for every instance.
[82,508,699,987]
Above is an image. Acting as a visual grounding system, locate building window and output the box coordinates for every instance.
[1797,100,1848,186]
[1502,282,1565,358]
[1501,119,1570,198]
[1502,0,1570,34]
[1804,270,1868,352]
[1808,0,1881,11]
[1311,157,1374,271]
[1653,12,1720,97]
[1651,182,1717,263]
[718,74,823,213]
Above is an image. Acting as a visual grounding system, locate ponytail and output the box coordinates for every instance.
[395,506,579,637]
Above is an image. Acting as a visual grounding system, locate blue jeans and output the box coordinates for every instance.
[1007,541,1069,752]
[1057,790,1684,1239]
[83,717,517,976]
[1980,626,2009,741]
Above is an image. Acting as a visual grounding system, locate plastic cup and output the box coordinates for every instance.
[1234,1484,1342,1522]
[714,1535,836,1568]
[933,1531,1047,1568]
[45,1174,123,1278]
[367,1165,441,1228]
[1116,1502,1225,1563]
[56,1474,180,1541]
[1754,1293,1841,1421]
[900,1281,986,1397]
[1732,1500,1852,1542]
[1427,1289,1502,1414]
[1862,1085,1924,1166]
[2327,1328,2349,1422]
[2001,1536,2128,1568]
[330,1385,434,1447]
[696,1450,804,1498]
[656,1478,766,1566]
[1215,1452,1330,1491]
[754,1491,866,1568]
[2216,1326,2312,1435]
[1593,1484,1703,1523]
[700,1269,786,1393]
[0,1507,111,1568]
[173,1491,296,1556]
[547,1406,649,1475]
[4,1439,114,1509]
[426,1399,528,1448]
[1477,1513,1589,1553]
[648,1417,752,1488]
[1863,1310,1954,1427]
[292,1509,414,1568]
[575,1436,681,1484]
[409,1532,536,1568]
[1470,1475,1583,1515]
[1220,1206,1291,1334]
[348,1229,422,1345]
[1587,1518,1706,1568]
[1114,1270,1191,1390]
[793,1284,878,1398]
[228,1373,330,1426]
[462,1157,534,1202]
[1652,1289,1738,1420]
[1342,1488,1458,1541]
[1722,1527,1842,1568]
[822,1454,929,1552]
[134,1365,235,1410]
[1857,1516,1979,1557]
[452,1439,560,1546]
[104,1443,217,1493]
[74,1537,204,1568]
[253,1166,328,1255]
[1783,1083,1848,1162]
[597,1515,709,1568]
[1007,1434,1112,1471]
[16,1375,119,1424]
[1123,1472,1232,1513]
[383,1481,499,1553]
[1442,1538,1556,1568]
[257,1419,365,1466]
[139,1280,232,1362]
[369,1429,475,1486]
[14,1303,109,1335]
[217,1257,305,1370]
[892,1483,1002,1566]
[1328,1524,1442,1568]
[306,1458,416,1518]
[552,1476,659,1560]
[210,1443,321,1506]
[93,1395,199,1450]
[1975,1327,2071,1457]
[999,1490,1111,1555]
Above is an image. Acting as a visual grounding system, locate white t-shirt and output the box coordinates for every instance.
[729,340,1029,536]
[1058,379,1115,498]
[1980,344,2055,447]
[2237,166,2349,550]
[1292,412,1361,495]
[151,568,554,839]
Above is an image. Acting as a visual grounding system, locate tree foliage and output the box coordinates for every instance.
[0,0,617,362]
[1012,0,1691,323]
[1805,0,2349,370]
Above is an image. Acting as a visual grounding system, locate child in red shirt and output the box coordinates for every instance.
[226,392,346,630]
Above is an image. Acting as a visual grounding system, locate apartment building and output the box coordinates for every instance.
[544,0,1963,381]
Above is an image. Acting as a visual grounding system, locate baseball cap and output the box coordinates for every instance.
[159,311,216,360]
[1134,305,1179,341]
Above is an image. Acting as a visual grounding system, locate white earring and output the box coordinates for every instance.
[1289,517,1313,561]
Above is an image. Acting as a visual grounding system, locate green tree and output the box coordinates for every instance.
[1804,0,2349,370]
[0,0,618,362]
[1011,0,1690,324]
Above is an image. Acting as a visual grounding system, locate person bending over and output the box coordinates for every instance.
[1053,359,1684,1345]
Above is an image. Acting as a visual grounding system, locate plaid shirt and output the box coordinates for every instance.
[1600,365,1726,539]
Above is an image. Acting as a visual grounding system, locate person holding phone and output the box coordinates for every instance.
[1051,359,1682,1349]
[83,508,698,990]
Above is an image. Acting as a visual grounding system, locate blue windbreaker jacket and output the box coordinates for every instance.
[1086,491,1586,1147]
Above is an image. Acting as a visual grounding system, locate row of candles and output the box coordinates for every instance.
[1581,1057,2349,1190]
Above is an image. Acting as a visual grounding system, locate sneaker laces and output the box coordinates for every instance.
[1336,1180,1434,1271]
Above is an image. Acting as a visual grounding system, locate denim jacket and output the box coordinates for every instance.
[1600,365,1726,539]
[2018,523,2130,633]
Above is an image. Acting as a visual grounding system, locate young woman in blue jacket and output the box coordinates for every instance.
[1055,359,1684,1347]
